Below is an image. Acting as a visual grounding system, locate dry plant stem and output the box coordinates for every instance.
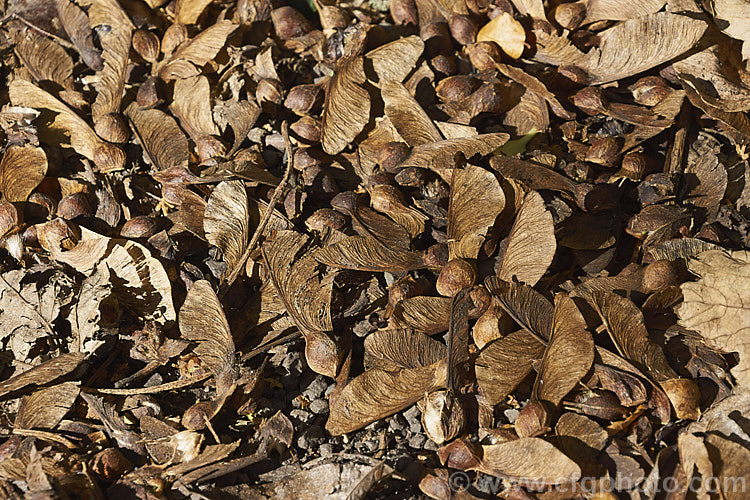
[114,360,160,388]
[96,372,211,395]
[223,122,295,291]
[13,428,77,449]
[240,330,302,362]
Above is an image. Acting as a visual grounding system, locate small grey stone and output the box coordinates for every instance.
[302,376,328,399]
[353,320,376,338]
[297,425,325,450]
[364,439,379,453]
[409,420,422,434]
[282,351,302,371]
[319,443,334,457]
[408,434,426,449]
[423,439,438,451]
[289,409,314,424]
[309,399,329,415]
[388,415,406,433]
[324,384,336,398]
[403,405,421,424]
[366,419,386,431]
[504,408,519,423]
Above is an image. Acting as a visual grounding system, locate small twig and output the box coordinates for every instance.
[240,330,302,362]
[222,121,295,291]
[96,372,211,395]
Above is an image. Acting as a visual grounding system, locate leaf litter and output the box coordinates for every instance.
[0,0,749,497]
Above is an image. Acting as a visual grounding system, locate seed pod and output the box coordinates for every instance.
[132,29,160,62]
[387,275,424,314]
[573,389,628,420]
[377,141,411,174]
[91,448,133,481]
[436,75,478,102]
[436,258,476,296]
[395,166,428,187]
[585,136,621,167]
[94,113,129,143]
[430,54,456,76]
[290,116,322,143]
[631,76,672,106]
[449,15,478,45]
[572,87,608,115]
[616,151,649,180]
[137,76,162,108]
[642,259,682,292]
[390,0,418,25]
[420,390,465,445]
[26,192,57,221]
[424,243,449,269]
[256,79,283,114]
[466,41,502,71]
[555,1,587,30]
[37,217,80,252]
[420,22,452,56]
[121,215,161,239]
[94,143,126,173]
[284,84,323,116]
[515,400,551,438]
[162,23,188,55]
[57,192,92,220]
[271,6,313,40]
[306,208,347,232]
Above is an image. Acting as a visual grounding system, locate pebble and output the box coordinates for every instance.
[364,439,379,453]
[409,420,423,434]
[504,408,519,423]
[297,425,326,450]
[408,434,426,449]
[388,415,406,433]
[424,439,438,451]
[309,399,329,415]
[318,443,333,457]
[289,409,314,425]
[302,376,328,400]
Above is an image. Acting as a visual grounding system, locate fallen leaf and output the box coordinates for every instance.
[14,382,79,430]
[477,13,526,59]
[204,180,250,281]
[0,145,47,202]
[125,103,190,171]
[322,56,370,155]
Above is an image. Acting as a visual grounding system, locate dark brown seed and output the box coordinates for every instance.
[57,192,92,220]
[449,15,478,45]
[377,142,411,173]
[284,84,323,115]
[390,0,418,25]
[630,76,672,106]
[572,87,608,115]
[271,6,313,40]
[132,29,160,62]
[94,113,129,143]
[436,258,476,297]
[466,41,502,71]
[554,1,587,30]
[120,216,161,239]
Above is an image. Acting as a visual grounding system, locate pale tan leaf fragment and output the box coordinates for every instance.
[14,32,73,87]
[678,250,750,388]
[213,100,261,156]
[176,0,214,24]
[160,20,237,80]
[381,80,442,147]
[125,103,189,171]
[448,166,505,260]
[171,75,221,140]
[0,352,85,398]
[9,79,105,161]
[477,438,581,485]
[496,190,556,286]
[364,329,446,371]
[56,0,103,71]
[14,382,79,430]
[322,57,371,155]
[503,89,549,135]
[534,295,594,406]
[674,46,750,113]
[326,362,446,435]
[400,133,510,180]
[509,0,546,19]
[476,329,546,405]
[477,13,526,59]
[389,295,452,334]
[366,36,424,84]
[496,63,575,120]
[485,278,554,342]
[315,235,426,272]
[204,181,249,281]
[0,145,47,203]
[534,12,708,84]
[707,0,750,61]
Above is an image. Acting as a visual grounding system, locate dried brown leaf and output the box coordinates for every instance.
[485,278,554,342]
[381,80,442,147]
[322,57,370,155]
[678,250,750,388]
[476,438,581,485]
[171,75,221,141]
[648,238,720,262]
[14,382,79,430]
[578,0,666,26]
[448,166,505,260]
[13,31,73,88]
[364,329,446,371]
[0,145,47,203]
[326,362,446,435]
[674,46,750,113]
[315,235,426,272]
[204,181,249,281]
[400,133,510,180]
[496,190,556,286]
[504,89,550,135]
[159,20,237,80]
[476,329,546,405]
[180,280,237,386]
[125,103,189,171]
[534,12,708,84]
[9,79,106,161]
[477,13,526,59]
[707,0,750,61]
[366,35,424,84]
[389,295,452,334]
[176,0,213,24]
[369,185,427,239]
[213,100,261,156]
[56,0,102,71]
[0,352,84,398]
[533,295,594,406]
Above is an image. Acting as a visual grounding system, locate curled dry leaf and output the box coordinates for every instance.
[82,0,134,143]
[326,362,447,435]
[503,90,549,135]
[213,100,261,156]
[180,280,237,397]
[369,185,427,239]
[485,278,554,342]
[399,133,510,180]
[56,0,103,71]
[204,181,249,281]
[0,145,47,203]
[159,20,237,80]
[592,291,699,419]
[707,0,750,61]
[477,12,526,59]
[389,295,452,334]
[673,46,750,113]
[448,165,505,260]
[678,250,750,388]
[125,103,190,171]
[381,80,442,147]
[322,57,370,155]
[0,352,85,398]
[533,295,594,406]
[14,382,79,430]
[9,79,108,162]
[176,0,213,24]
[534,12,708,84]
[476,329,546,405]
[171,76,222,157]
[315,235,426,273]
[496,190,556,287]
[364,329,446,371]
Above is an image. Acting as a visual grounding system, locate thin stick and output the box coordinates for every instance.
[96,372,211,395]
[222,121,295,291]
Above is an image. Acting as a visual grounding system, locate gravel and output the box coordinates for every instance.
[309,399,329,415]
